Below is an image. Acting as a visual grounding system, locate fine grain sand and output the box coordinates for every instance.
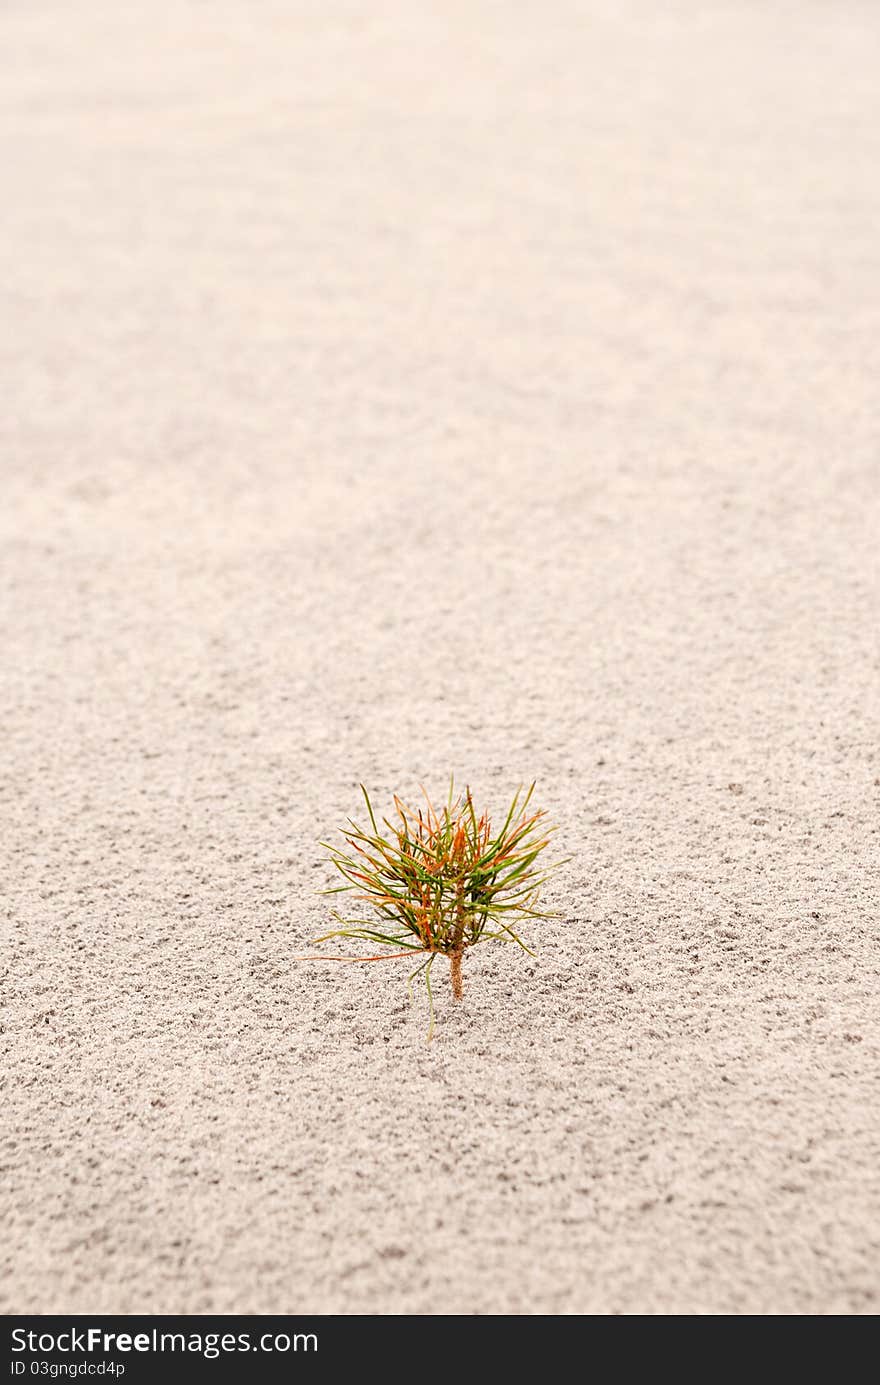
[2,1,879,1316]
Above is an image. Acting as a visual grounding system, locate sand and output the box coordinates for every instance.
[2,1,878,1316]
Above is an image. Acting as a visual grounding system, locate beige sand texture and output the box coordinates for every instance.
[2,1,879,1316]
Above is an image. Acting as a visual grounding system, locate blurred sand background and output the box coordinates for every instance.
[2,1,878,1314]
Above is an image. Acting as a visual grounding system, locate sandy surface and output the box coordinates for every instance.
[2,2,879,1316]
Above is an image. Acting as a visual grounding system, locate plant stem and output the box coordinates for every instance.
[450,876,465,1000]
[449,950,463,1000]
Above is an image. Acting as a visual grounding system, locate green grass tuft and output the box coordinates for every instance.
[304,781,565,1035]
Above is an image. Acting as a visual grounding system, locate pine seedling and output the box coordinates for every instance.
[306,782,563,1035]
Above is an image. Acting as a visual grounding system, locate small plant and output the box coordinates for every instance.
[306,782,563,1035]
